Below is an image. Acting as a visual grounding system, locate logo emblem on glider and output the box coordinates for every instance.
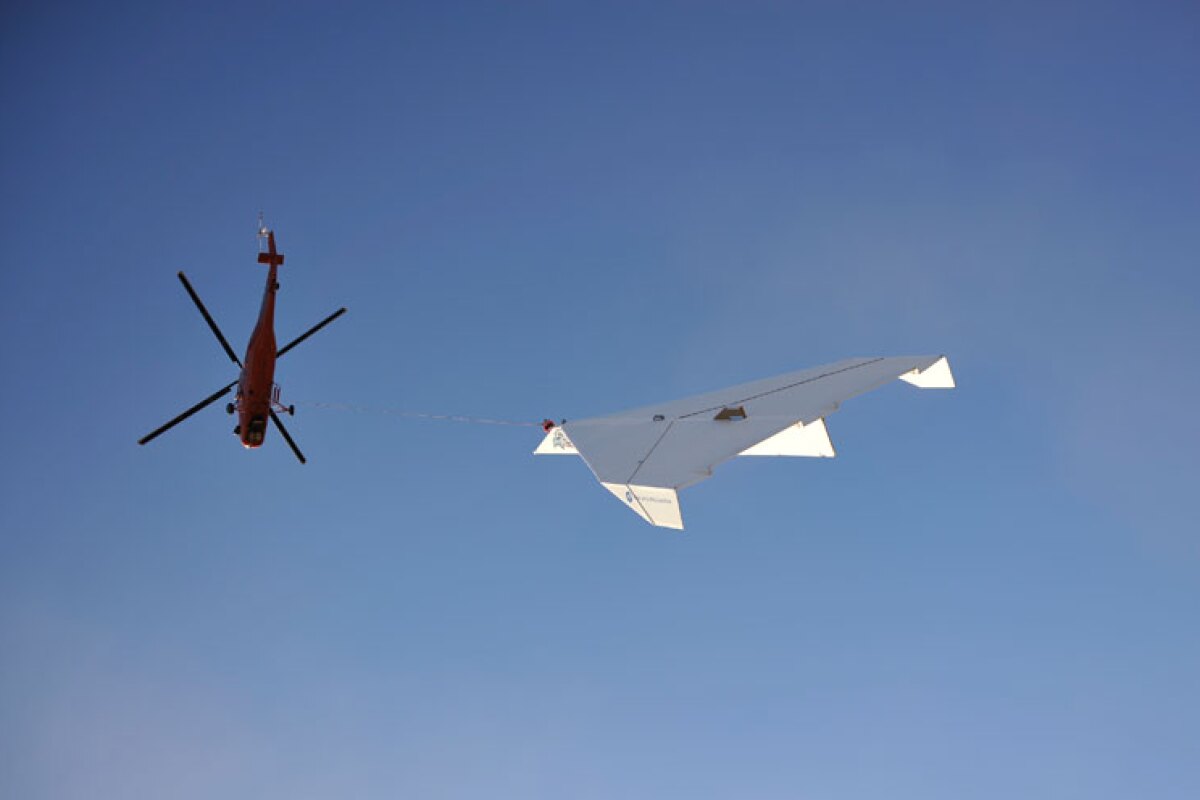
[625,490,634,503]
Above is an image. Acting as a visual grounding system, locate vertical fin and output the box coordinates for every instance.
[738,418,836,457]
[600,483,684,530]
[534,427,579,455]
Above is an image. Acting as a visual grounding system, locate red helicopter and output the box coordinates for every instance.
[138,223,345,463]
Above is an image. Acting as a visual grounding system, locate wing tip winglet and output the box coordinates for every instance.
[899,355,955,389]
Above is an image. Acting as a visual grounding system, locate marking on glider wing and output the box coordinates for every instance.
[677,357,886,419]
[627,420,676,485]
[628,488,654,522]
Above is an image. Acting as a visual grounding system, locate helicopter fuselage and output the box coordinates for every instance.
[236,258,279,448]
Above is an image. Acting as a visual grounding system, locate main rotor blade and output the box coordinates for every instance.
[138,380,237,445]
[269,409,306,464]
[178,271,242,367]
[277,307,347,359]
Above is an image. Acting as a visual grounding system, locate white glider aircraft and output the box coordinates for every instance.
[535,355,955,529]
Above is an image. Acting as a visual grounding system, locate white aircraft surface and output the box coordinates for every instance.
[535,355,955,529]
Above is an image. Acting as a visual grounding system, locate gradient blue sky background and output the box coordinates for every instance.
[2,2,1199,797]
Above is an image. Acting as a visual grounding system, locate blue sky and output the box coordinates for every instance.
[2,1,1198,797]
